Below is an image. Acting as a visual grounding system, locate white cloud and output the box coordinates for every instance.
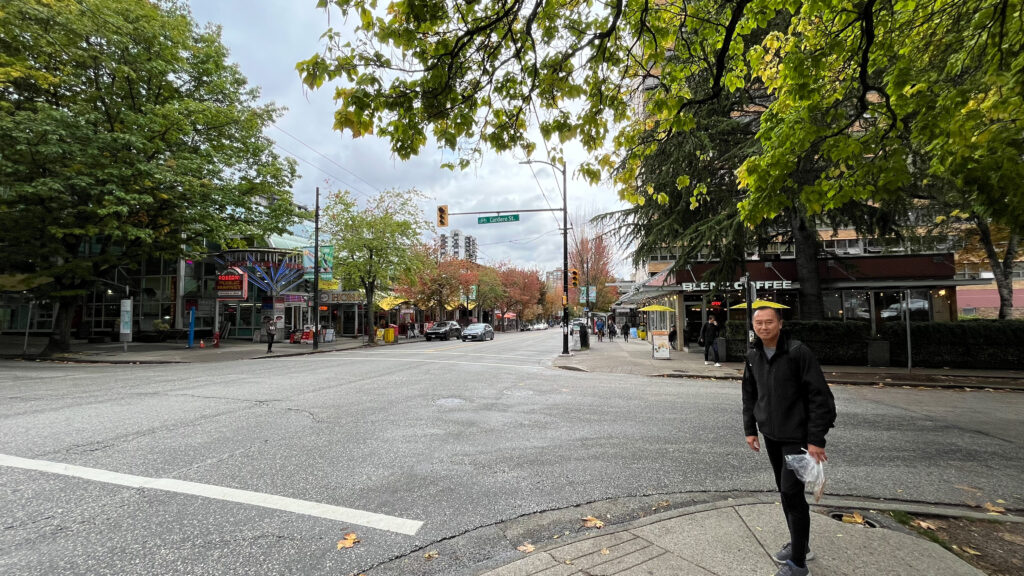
[188,1,630,276]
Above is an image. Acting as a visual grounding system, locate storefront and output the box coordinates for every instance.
[617,253,990,348]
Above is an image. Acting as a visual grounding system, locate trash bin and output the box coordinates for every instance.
[638,324,647,340]
[384,328,395,343]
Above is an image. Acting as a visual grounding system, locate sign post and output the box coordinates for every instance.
[119,299,132,352]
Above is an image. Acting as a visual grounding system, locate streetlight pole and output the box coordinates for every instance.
[313,186,320,351]
[520,159,570,356]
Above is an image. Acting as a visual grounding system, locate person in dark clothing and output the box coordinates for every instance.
[264,316,277,353]
[621,322,630,343]
[698,316,721,366]
[668,326,677,349]
[742,307,837,576]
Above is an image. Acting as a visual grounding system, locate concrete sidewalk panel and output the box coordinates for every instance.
[555,536,653,573]
[546,531,635,563]
[612,551,717,576]
[479,552,561,576]
[632,507,776,575]
[736,503,986,576]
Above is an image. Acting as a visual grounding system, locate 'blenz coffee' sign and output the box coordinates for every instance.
[216,268,248,300]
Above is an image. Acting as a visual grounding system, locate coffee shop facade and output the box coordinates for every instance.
[618,253,990,348]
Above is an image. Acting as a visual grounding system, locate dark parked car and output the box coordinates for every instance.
[461,323,494,341]
[425,321,462,341]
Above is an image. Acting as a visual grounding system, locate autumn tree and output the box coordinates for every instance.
[322,188,427,336]
[0,0,299,353]
[497,265,543,327]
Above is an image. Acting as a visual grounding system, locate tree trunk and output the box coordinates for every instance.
[975,217,1017,320]
[791,209,825,320]
[364,283,375,339]
[41,298,75,356]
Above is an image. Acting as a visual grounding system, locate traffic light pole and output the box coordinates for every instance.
[560,161,569,356]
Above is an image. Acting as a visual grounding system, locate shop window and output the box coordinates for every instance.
[843,291,871,323]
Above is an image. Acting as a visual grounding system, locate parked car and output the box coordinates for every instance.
[880,299,929,319]
[425,321,462,341]
[461,323,494,341]
[534,323,548,330]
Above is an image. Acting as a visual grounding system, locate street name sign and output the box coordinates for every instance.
[478,214,520,224]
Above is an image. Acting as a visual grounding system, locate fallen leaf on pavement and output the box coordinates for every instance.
[337,532,360,549]
[983,501,1006,512]
[841,512,865,524]
[999,532,1024,546]
[961,546,982,556]
[582,516,605,529]
[517,543,535,554]
[955,484,982,494]
[601,548,610,555]
[424,550,439,560]
[996,499,1007,504]
[651,500,670,510]
[913,520,938,531]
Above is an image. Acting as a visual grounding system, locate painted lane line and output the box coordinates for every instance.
[0,453,422,536]
[366,350,541,360]
[309,356,537,369]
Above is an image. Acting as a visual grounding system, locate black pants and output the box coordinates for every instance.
[266,333,275,352]
[764,437,810,567]
[704,341,719,362]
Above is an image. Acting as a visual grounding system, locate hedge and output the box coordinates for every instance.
[723,319,1024,369]
[879,320,1024,369]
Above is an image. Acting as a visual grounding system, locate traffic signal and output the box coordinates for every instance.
[437,204,449,227]
[570,268,579,287]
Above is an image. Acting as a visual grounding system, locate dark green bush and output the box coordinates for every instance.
[726,320,870,365]
[880,320,1024,369]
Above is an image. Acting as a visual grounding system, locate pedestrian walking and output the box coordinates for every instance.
[742,307,836,576]
[263,316,277,353]
[608,320,617,341]
[596,317,605,342]
[668,325,677,349]
[621,321,630,343]
[699,315,721,366]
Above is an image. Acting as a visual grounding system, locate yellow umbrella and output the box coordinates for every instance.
[639,304,676,312]
[730,299,790,309]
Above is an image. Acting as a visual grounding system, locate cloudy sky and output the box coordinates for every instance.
[187,1,632,277]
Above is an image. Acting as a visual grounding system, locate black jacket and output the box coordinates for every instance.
[742,333,836,447]
[699,321,719,343]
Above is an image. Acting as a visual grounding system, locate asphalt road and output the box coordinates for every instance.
[1,330,1021,575]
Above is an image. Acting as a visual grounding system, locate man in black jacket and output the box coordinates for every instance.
[742,307,836,576]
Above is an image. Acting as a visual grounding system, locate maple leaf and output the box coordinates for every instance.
[841,512,865,524]
[582,516,605,529]
[337,532,360,549]
[517,543,535,554]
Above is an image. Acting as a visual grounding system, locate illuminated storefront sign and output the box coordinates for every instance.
[680,280,793,292]
[216,268,248,300]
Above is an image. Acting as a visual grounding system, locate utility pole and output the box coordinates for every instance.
[520,159,570,356]
[313,187,320,350]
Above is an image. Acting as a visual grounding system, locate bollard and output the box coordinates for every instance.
[199,339,205,349]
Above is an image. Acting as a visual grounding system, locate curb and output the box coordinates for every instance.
[651,371,1024,391]
[503,492,1024,561]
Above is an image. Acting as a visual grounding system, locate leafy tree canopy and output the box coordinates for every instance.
[0,0,299,351]
[299,0,1023,232]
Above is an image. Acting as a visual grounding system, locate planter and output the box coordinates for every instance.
[867,340,890,367]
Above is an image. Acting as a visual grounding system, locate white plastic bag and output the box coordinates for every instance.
[785,449,826,502]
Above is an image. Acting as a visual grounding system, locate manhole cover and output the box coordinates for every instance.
[434,397,465,406]
[502,389,534,396]
[828,512,878,528]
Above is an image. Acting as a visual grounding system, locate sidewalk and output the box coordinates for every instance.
[0,332,423,364]
[553,337,1024,391]
[479,495,1002,576]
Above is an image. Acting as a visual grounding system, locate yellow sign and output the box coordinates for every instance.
[375,328,385,343]
[320,279,339,291]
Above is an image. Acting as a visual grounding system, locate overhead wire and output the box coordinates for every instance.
[270,123,383,199]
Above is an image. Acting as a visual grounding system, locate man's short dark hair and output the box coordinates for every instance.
[753,306,783,320]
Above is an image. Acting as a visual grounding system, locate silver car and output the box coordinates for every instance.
[461,323,494,341]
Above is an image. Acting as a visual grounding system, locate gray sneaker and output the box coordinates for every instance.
[773,560,810,576]
[773,542,815,564]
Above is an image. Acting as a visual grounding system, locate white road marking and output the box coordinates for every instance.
[310,356,536,369]
[369,350,541,360]
[0,453,422,535]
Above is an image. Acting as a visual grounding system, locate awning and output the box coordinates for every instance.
[377,296,407,310]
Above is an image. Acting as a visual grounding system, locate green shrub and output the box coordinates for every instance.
[726,320,871,365]
[880,320,1024,369]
